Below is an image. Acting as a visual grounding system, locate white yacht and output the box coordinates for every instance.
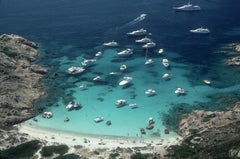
[175,87,185,95]
[81,58,96,67]
[135,37,152,43]
[203,80,211,85]
[162,59,169,67]
[127,28,147,36]
[93,76,101,81]
[142,41,156,49]
[42,112,53,119]
[115,99,127,107]
[129,103,138,109]
[103,41,118,47]
[162,73,170,79]
[158,48,164,54]
[145,59,154,65]
[145,89,156,96]
[190,27,210,34]
[95,51,102,57]
[117,48,133,56]
[67,66,85,75]
[66,101,81,110]
[119,76,132,86]
[94,117,104,123]
[120,64,127,71]
[174,2,201,11]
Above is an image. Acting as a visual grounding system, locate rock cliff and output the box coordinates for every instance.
[0,34,47,127]
[167,102,240,159]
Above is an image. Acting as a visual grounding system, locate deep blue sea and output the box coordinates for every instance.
[1,0,240,138]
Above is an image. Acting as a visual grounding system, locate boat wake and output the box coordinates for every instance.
[118,14,147,29]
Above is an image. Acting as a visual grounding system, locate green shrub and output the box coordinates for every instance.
[40,145,69,157]
[0,140,41,159]
[109,152,119,159]
[172,144,195,158]
[130,152,151,159]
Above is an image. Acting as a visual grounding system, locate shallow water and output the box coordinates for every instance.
[1,0,240,138]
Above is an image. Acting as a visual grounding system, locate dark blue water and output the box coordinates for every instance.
[1,0,240,135]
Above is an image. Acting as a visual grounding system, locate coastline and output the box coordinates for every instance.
[17,122,181,153]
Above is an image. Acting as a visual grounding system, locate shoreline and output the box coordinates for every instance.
[17,122,182,152]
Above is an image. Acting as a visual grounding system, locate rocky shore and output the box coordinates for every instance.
[167,102,240,158]
[217,43,240,66]
[0,34,47,127]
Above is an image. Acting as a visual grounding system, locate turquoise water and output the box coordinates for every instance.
[1,0,240,138]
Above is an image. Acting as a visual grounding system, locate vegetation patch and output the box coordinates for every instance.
[171,144,195,158]
[53,153,80,159]
[40,144,69,157]
[0,140,41,159]
[130,152,152,159]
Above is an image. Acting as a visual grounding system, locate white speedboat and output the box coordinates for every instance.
[142,41,156,49]
[129,103,138,109]
[66,101,81,110]
[93,76,101,81]
[162,59,169,67]
[145,59,154,65]
[67,66,85,75]
[175,87,185,95]
[203,80,211,85]
[95,51,102,57]
[145,89,156,96]
[135,37,152,43]
[115,99,127,107]
[42,112,53,119]
[117,48,133,56]
[109,72,118,75]
[119,76,132,86]
[158,48,164,54]
[120,64,127,71]
[81,58,96,67]
[127,28,147,36]
[94,117,104,123]
[174,2,201,11]
[162,73,170,79]
[190,27,210,34]
[79,84,88,90]
[103,41,118,47]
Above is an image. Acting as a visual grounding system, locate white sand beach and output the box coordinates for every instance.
[17,122,181,154]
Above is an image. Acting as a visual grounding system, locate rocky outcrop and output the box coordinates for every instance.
[226,56,240,66]
[0,34,47,127]
[168,102,240,158]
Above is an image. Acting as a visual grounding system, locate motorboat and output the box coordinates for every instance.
[173,2,201,11]
[79,84,88,90]
[140,128,146,134]
[95,51,102,57]
[117,48,133,56]
[135,37,152,43]
[66,101,81,110]
[103,41,118,47]
[81,58,96,67]
[145,89,156,96]
[115,99,127,107]
[162,59,169,67]
[109,72,118,75]
[148,117,154,125]
[162,73,170,79]
[145,59,154,65]
[119,76,132,86]
[203,80,211,85]
[158,48,164,54]
[42,112,53,119]
[106,120,112,125]
[120,64,127,71]
[190,27,210,34]
[146,125,154,130]
[142,42,156,49]
[127,28,147,36]
[129,103,138,109]
[94,117,104,123]
[93,76,101,81]
[66,66,85,75]
[175,87,185,95]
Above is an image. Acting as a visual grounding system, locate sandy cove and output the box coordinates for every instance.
[17,122,181,156]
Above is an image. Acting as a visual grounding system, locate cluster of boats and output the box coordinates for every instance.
[66,101,81,111]
[42,112,53,119]
[66,58,97,75]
